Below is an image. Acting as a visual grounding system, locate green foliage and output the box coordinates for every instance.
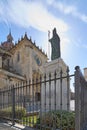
[0,106,26,119]
[15,106,26,119]
[22,115,38,127]
[35,110,75,130]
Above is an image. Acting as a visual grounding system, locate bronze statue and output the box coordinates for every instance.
[49,28,61,60]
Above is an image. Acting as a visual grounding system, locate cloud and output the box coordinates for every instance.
[46,0,55,5]
[0,0,70,59]
[48,1,87,23]
[78,14,87,23]
[53,2,77,15]
[0,0,69,33]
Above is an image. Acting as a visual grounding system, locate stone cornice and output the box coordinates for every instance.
[0,68,25,81]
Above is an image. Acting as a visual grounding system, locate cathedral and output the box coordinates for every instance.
[0,31,48,88]
[0,30,71,111]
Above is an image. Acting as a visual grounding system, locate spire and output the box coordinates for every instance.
[24,32,28,39]
[1,29,14,50]
[7,29,13,42]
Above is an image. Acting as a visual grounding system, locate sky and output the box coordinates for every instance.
[0,0,87,76]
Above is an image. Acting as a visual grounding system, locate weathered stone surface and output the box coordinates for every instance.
[0,36,47,88]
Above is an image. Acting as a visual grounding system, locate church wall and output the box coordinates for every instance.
[2,56,11,70]
[0,78,7,88]
[12,41,30,78]
[0,34,47,97]
[11,39,47,80]
[0,74,10,88]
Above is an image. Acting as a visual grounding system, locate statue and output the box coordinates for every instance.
[49,28,61,60]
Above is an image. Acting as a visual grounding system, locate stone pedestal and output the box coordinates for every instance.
[44,58,67,73]
[41,58,70,112]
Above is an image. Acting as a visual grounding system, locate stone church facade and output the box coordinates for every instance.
[0,32,48,88]
[0,31,71,111]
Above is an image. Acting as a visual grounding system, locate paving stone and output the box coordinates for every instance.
[0,121,35,130]
[0,123,14,130]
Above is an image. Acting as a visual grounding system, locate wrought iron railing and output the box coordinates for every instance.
[0,68,75,130]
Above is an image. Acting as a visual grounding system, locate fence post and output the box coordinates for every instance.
[75,66,81,130]
[66,66,70,111]
[12,85,15,125]
[60,69,63,130]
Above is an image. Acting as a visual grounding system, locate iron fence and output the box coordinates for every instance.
[0,68,75,130]
[75,66,87,130]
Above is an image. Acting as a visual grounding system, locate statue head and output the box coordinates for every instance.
[53,28,57,36]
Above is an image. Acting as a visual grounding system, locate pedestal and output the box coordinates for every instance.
[41,58,70,112]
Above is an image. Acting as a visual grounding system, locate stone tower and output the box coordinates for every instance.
[1,30,14,50]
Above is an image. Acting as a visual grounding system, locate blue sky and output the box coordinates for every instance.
[0,0,87,75]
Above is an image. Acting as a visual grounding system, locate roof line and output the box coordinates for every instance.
[10,33,47,57]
